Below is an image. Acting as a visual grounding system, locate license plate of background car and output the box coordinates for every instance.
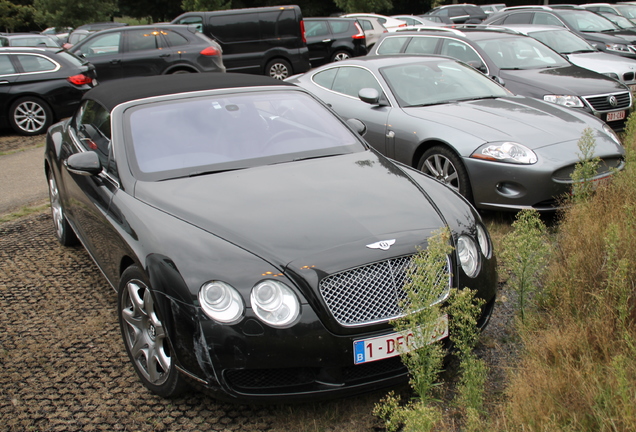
[607,110,626,122]
[353,314,449,365]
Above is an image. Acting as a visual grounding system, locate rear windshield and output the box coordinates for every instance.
[125,90,364,181]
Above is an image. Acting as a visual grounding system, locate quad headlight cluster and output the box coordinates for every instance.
[457,224,491,278]
[199,279,300,327]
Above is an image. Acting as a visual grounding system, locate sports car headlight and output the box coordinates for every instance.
[543,95,584,108]
[457,235,479,278]
[603,123,622,145]
[471,142,537,164]
[605,43,630,53]
[476,224,491,258]
[251,280,300,327]
[199,281,244,323]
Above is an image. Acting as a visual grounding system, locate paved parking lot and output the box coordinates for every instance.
[0,212,383,431]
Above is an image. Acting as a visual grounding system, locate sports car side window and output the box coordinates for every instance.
[313,68,338,89]
[331,66,383,98]
[75,100,113,173]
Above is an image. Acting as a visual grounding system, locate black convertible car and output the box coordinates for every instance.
[44,73,497,401]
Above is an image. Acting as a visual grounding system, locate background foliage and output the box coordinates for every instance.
[1,0,440,31]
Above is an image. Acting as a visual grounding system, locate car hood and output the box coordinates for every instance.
[500,65,628,96]
[566,51,636,78]
[402,96,592,147]
[134,151,447,268]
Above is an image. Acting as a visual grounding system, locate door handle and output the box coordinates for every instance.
[159,53,171,57]
[110,59,121,64]
[322,39,332,43]
[0,81,9,85]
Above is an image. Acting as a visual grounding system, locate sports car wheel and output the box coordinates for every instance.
[118,266,186,397]
[331,50,351,62]
[47,173,77,246]
[9,96,53,136]
[266,59,292,80]
[418,146,472,201]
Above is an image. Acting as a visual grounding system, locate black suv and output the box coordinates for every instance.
[0,47,96,135]
[304,17,367,66]
[484,6,636,59]
[369,27,633,131]
[423,4,487,24]
[69,24,225,82]
[172,5,310,80]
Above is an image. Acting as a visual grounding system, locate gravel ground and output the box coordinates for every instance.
[0,132,517,432]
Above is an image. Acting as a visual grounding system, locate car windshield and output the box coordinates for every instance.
[529,29,595,54]
[476,37,570,69]
[126,90,365,181]
[600,13,635,29]
[559,10,618,32]
[616,5,636,19]
[380,60,510,107]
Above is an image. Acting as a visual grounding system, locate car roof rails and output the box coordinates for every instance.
[395,26,465,35]
[501,5,554,11]
[451,24,524,35]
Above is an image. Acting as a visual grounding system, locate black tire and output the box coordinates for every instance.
[331,50,351,62]
[9,96,53,136]
[118,265,187,398]
[47,172,77,246]
[266,59,292,80]
[418,146,473,201]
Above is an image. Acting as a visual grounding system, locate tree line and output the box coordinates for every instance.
[0,0,435,32]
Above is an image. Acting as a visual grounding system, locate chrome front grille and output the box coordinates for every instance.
[319,255,451,327]
[583,92,631,112]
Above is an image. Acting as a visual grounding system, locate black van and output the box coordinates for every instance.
[172,5,310,79]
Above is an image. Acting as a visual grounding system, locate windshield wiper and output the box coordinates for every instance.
[404,101,449,107]
[448,96,499,103]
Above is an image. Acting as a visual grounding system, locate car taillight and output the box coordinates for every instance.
[300,19,306,43]
[67,74,93,85]
[352,22,365,39]
[200,46,220,56]
[398,23,407,27]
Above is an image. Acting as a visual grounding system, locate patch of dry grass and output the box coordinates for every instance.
[490,118,636,431]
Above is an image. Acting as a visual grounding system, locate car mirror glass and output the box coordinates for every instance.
[66,151,102,176]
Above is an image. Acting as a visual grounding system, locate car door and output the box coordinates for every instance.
[73,31,124,81]
[438,39,488,73]
[312,66,391,155]
[0,54,20,117]
[305,20,332,65]
[59,100,119,272]
[122,28,173,77]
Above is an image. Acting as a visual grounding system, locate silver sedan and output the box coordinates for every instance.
[287,55,625,211]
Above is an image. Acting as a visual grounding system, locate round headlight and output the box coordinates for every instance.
[476,224,491,258]
[251,280,300,328]
[457,235,479,278]
[199,281,244,323]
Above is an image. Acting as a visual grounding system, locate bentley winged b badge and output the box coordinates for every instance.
[366,239,396,250]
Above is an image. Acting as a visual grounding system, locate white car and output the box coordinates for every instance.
[496,24,636,91]
[341,13,407,31]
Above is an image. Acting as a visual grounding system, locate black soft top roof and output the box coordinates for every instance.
[84,73,294,111]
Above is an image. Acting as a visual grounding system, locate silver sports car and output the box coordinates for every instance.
[287,55,625,211]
